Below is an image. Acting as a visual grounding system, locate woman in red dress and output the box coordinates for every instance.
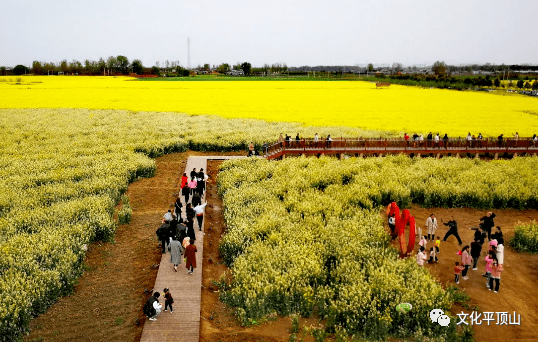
[185,238,197,275]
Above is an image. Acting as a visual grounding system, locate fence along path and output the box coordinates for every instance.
[140,156,244,342]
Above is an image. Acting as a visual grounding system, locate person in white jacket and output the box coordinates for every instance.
[193,202,208,231]
[425,214,438,241]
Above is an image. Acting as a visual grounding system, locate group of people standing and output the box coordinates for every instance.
[414,211,505,292]
[146,167,210,321]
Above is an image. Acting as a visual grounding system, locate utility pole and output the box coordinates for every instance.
[187,38,190,70]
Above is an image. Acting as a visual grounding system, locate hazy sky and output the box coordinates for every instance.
[1,0,537,68]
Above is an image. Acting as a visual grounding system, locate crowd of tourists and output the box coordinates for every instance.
[410,211,505,293]
[144,168,209,321]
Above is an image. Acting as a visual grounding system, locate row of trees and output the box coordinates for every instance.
[0,56,144,76]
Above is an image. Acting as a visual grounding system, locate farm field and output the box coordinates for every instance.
[1,76,538,137]
[215,157,538,341]
[0,77,537,341]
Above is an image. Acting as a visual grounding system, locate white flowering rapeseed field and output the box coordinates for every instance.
[217,156,538,339]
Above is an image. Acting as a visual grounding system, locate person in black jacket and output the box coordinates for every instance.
[470,239,482,270]
[491,226,504,245]
[196,168,205,194]
[174,197,183,222]
[182,183,191,204]
[442,216,462,245]
[479,212,496,241]
[469,225,486,245]
[156,223,170,254]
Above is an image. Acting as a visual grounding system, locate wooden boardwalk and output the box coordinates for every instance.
[265,137,538,160]
[140,156,244,342]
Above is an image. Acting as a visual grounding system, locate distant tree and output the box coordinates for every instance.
[432,61,447,75]
[106,56,117,74]
[217,63,230,73]
[131,59,144,74]
[233,63,241,71]
[32,61,43,75]
[151,66,160,75]
[524,81,531,89]
[69,60,82,74]
[84,59,92,74]
[116,55,129,74]
[97,58,106,74]
[368,63,374,72]
[13,65,29,75]
[241,62,252,76]
[43,62,56,75]
[463,77,472,85]
[0,66,6,75]
[392,62,403,73]
[533,80,538,90]
[203,63,210,71]
[60,59,68,73]
[516,79,524,89]
[493,78,500,87]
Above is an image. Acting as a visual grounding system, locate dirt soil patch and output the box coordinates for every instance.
[405,206,538,341]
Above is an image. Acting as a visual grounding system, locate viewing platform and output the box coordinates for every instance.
[265,137,538,160]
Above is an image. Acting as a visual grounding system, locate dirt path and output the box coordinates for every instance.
[24,151,243,342]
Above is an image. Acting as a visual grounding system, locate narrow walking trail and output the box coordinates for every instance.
[140,156,244,342]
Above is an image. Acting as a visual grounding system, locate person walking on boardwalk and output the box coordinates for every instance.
[163,209,173,223]
[426,132,433,148]
[144,292,162,321]
[194,201,208,231]
[196,168,205,194]
[163,288,174,313]
[442,133,449,149]
[188,176,197,195]
[185,238,197,275]
[190,168,197,180]
[314,133,319,148]
[180,172,188,189]
[442,216,462,245]
[156,222,170,254]
[479,212,496,241]
[174,196,183,222]
[425,214,438,241]
[278,133,284,148]
[185,204,196,241]
[434,133,440,148]
[169,235,184,272]
[192,191,201,208]
[182,181,191,203]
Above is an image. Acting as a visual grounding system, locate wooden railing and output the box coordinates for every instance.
[264,137,538,159]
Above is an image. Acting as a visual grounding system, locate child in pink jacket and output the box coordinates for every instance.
[484,251,496,289]
[460,245,472,280]
[416,247,427,267]
[488,259,503,293]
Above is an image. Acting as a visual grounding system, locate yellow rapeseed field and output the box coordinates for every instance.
[0,76,537,136]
